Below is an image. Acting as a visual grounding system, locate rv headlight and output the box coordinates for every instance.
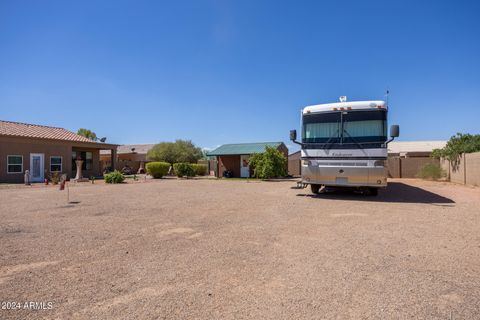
[374,160,385,167]
[302,160,311,166]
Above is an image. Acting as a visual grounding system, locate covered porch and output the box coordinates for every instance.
[70,142,117,180]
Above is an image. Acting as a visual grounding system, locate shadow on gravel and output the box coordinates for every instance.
[297,182,455,204]
[58,201,81,208]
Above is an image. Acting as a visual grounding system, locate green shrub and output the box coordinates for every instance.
[416,163,445,180]
[249,146,287,179]
[146,162,170,178]
[104,170,125,184]
[173,163,195,177]
[192,164,208,176]
[49,172,61,185]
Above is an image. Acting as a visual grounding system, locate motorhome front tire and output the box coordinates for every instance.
[310,184,321,194]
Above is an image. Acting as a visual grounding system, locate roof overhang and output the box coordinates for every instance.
[71,141,119,149]
[0,134,118,149]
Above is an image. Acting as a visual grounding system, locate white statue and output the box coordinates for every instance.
[74,160,84,180]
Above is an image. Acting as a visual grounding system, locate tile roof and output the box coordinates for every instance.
[207,142,284,156]
[0,120,103,144]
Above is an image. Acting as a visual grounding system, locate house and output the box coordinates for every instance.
[207,142,288,178]
[100,144,155,173]
[0,120,118,183]
[387,140,447,158]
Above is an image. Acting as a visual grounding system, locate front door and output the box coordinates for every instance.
[30,153,45,182]
[240,155,250,178]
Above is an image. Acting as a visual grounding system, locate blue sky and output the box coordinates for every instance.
[1,0,479,151]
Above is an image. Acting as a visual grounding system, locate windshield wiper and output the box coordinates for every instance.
[342,129,365,150]
[341,114,365,150]
[323,132,340,150]
[323,121,341,150]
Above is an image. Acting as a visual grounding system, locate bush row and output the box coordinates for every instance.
[173,163,195,177]
[146,162,208,179]
[192,164,208,176]
[146,162,170,178]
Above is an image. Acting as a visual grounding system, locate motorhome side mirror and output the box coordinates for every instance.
[390,125,400,138]
[290,130,297,141]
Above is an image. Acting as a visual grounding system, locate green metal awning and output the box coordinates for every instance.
[207,142,284,156]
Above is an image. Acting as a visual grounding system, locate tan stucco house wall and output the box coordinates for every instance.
[0,120,117,183]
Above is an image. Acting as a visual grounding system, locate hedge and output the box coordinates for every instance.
[146,162,170,178]
[192,163,208,176]
[173,163,195,177]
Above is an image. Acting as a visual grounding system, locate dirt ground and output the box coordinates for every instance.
[1,178,479,319]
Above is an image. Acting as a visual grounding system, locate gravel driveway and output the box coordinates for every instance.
[1,178,479,319]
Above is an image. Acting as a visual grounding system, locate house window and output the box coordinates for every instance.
[85,152,92,170]
[7,155,23,173]
[50,156,62,172]
[72,151,93,170]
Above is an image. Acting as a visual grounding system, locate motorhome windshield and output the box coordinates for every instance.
[302,110,387,144]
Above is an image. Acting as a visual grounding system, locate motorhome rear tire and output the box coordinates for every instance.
[310,184,321,194]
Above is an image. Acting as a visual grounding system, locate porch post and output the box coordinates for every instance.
[111,148,117,172]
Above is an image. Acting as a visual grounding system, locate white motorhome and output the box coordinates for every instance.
[290,97,399,195]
